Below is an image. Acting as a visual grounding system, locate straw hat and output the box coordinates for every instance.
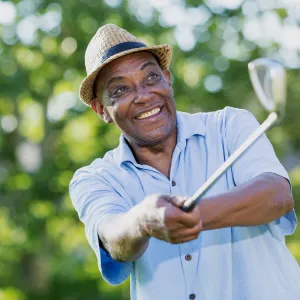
[79,24,173,106]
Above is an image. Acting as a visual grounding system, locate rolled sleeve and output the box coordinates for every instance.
[225,108,297,235]
[69,167,132,285]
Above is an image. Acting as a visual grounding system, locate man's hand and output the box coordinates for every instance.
[138,194,203,244]
[98,194,202,262]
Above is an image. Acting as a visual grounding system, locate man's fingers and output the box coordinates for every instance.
[170,233,200,244]
[181,222,202,237]
[177,209,202,228]
[171,196,189,208]
[164,204,197,228]
[178,234,200,244]
[149,218,202,244]
[169,222,203,243]
[170,196,202,227]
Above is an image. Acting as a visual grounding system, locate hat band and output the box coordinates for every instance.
[101,41,146,63]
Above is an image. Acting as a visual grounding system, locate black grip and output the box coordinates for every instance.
[181,204,193,212]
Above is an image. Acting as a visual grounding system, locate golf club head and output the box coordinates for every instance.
[248,58,286,122]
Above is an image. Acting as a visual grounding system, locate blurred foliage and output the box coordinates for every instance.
[1,0,300,299]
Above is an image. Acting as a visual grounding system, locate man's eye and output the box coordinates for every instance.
[113,86,128,96]
[146,73,160,83]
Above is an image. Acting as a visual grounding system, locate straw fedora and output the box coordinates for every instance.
[79,24,173,106]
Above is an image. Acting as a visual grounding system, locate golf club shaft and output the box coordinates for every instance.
[182,111,278,212]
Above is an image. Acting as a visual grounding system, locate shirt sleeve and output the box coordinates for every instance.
[225,108,297,236]
[69,166,132,285]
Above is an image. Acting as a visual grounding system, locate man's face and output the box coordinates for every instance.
[92,51,177,146]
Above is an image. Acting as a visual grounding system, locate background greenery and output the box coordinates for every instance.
[1,0,300,299]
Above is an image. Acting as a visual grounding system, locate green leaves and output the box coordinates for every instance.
[0,1,299,299]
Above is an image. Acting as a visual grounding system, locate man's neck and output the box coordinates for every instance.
[126,129,177,178]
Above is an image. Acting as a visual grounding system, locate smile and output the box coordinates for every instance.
[136,107,162,120]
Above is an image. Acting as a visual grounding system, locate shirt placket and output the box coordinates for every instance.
[169,142,201,300]
[179,237,201,299]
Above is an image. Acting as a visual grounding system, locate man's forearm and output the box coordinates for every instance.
[98,204,149,262]
[199,173,294,230]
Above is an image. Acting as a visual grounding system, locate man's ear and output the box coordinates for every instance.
[90,99,113,123]
[162,69,171,86]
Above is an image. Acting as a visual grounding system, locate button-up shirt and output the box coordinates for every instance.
[69,107,300,300]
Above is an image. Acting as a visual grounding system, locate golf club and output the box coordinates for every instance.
[182,58,286,212]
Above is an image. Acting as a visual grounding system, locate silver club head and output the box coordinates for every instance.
[248,58,286,122]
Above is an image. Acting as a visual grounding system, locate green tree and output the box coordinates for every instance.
[0,0,299,299]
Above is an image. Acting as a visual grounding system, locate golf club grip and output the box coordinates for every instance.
[181,203,193,212]
[182,112,278,212]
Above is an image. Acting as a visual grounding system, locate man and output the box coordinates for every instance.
[69,24,300,300]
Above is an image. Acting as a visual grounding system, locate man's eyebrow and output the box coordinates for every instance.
[105,61,158,88]
[140,61,157,70]
[106,76,124,88]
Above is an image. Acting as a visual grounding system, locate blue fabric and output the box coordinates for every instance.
[69,107,300,300]
[101,41,146,63]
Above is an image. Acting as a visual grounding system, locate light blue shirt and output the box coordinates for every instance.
[70,107,300,300]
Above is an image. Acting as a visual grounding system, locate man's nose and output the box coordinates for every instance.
[133,85,152,104]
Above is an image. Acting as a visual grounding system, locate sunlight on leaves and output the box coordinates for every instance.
[0,287,27,300]
[29,201,55,219]
[18,100,44,142]
[15,47,44,70]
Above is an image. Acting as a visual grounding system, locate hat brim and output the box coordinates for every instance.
[79,44,172,106]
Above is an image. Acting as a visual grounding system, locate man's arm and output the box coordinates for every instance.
[197,173,294,230]
[98,204,150,262]
[98,194,203,262]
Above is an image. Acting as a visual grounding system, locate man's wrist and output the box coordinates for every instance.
[134,203,150,239]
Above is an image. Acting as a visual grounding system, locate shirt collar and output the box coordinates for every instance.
[113,111,206,167]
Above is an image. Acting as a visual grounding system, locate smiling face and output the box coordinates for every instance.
[91,51,177,147]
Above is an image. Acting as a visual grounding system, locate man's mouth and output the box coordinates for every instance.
[136,107,162,120]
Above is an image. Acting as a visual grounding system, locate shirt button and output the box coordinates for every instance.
[189,294,196,300]
[171,180,176,186]
[185,254,192,261]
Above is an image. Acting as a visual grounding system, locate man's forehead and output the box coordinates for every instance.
[99,52,159,81]
[93,51,161,96]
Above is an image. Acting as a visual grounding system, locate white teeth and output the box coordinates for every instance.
[137,107,161,119]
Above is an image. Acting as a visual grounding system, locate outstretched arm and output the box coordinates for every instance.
[197,173,293,230]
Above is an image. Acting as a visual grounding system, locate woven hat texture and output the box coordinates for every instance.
[79,24,173,105]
